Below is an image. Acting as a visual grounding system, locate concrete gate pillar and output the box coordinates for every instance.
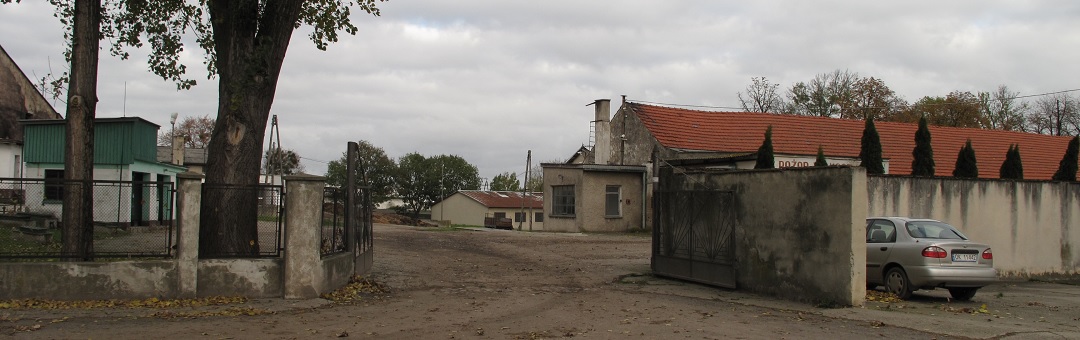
[175,172,204,298]
[282,174,326,299]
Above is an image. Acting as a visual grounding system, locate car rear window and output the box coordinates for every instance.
[904,221,967,240]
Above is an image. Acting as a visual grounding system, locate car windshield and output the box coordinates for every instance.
[904,221,968,240]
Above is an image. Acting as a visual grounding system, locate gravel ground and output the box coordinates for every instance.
[3,223,1078,339]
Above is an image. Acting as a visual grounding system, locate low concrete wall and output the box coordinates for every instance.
[320,252,355,295]
[196,259,283,298]
[869,176,1080,277]
[0,261,179,300]
[688,166,866,306]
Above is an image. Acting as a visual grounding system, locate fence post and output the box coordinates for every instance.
[175,172,204,298]
[283,173,326,299]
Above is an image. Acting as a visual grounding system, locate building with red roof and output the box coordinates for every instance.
[606,100,1077,180]
[431,190,544,230]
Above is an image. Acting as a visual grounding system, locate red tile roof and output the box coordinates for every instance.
[459,190,543,209]
[628,103,1078,180]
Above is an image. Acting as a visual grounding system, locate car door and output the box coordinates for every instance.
[865,219,897,284]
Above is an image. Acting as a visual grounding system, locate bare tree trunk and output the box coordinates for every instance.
[199,0,304,256]
[61,0,101,261]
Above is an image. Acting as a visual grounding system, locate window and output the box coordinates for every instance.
[866,219,896,243]
[534,212,544,222]
[552,185,575,216]
[494,212,506,219]
[605,185,621,217]
[514,212,525,221]
[44,169,64,201]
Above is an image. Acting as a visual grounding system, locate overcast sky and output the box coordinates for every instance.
[2,1,1080,184]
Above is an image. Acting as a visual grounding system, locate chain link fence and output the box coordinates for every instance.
[0,178,176,260]
[199,183,284,258]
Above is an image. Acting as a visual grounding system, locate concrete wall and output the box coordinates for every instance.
[0,261,180,300]
[197,259,283,298]
[682,166,866,306]
[868,176,1080,276]
[0,143,18,178]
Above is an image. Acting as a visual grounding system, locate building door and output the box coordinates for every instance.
[157,174,172,226]
[131,172,147,226]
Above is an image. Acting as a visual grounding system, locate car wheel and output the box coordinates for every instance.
[884,267,913,299]
[948,287,978,301]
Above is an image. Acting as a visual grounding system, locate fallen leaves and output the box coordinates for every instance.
[320,276,391,304]
[865,290,903,303]
[0,296,248,310]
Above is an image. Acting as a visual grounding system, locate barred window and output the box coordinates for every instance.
[605,185,621,217]
[514,212,525,221]
[552,185,575,216]
[535,212,544,222]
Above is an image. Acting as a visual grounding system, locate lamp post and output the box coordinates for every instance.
[169,112,179,165]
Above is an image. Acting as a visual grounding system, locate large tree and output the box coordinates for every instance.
[911,116,935,177]
[737,77,785,114]
[1052,136,1079,181]
[859,117,885,174]
[158,115,215,148]
[490,172,520,191]
[325,140,397,207]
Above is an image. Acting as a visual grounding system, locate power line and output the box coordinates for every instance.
[299,156,330,164]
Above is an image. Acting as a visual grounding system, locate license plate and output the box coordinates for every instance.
[952,254,977,262]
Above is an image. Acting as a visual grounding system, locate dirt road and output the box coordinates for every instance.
[4,224,1077,339]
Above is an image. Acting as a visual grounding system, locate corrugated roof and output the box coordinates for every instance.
[459,190,543,209]
[628,102,1077,180]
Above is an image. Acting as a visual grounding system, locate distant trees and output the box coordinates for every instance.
[737,77,785,114]
[325,140,398,207]
[859,117,885,174]
[953,140,979,178]
[490,172,521,191]
[263,148,305,176]
[979,86,1028,131]
[396,153,481,219]
[1052,136,1079,181]
[911,116,935,177]
[1028,94,1080,136]
[158,115,215,148]
[754,126,775,169]
[785,69,860,118]
[999,144,1023,180]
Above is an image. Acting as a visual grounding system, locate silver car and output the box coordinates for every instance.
[866,217,996,300]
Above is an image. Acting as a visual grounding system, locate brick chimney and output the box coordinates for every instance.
[593,99,611,165]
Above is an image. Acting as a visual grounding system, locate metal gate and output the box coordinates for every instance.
[346,141,375,274]
[651,168,737,288]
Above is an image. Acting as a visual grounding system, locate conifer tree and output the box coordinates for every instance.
[754,126,775,169]
[953,139,979,178]
[911,116,935,177]
[859,116,885,174]
[999,144,1024,180]
[814,145,828,166]
[1052,136,1079,181]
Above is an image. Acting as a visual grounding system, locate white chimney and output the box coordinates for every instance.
[172,135,186,165]
[593,99,611,165]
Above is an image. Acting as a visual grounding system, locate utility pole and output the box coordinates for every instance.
[525,150,532,231]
